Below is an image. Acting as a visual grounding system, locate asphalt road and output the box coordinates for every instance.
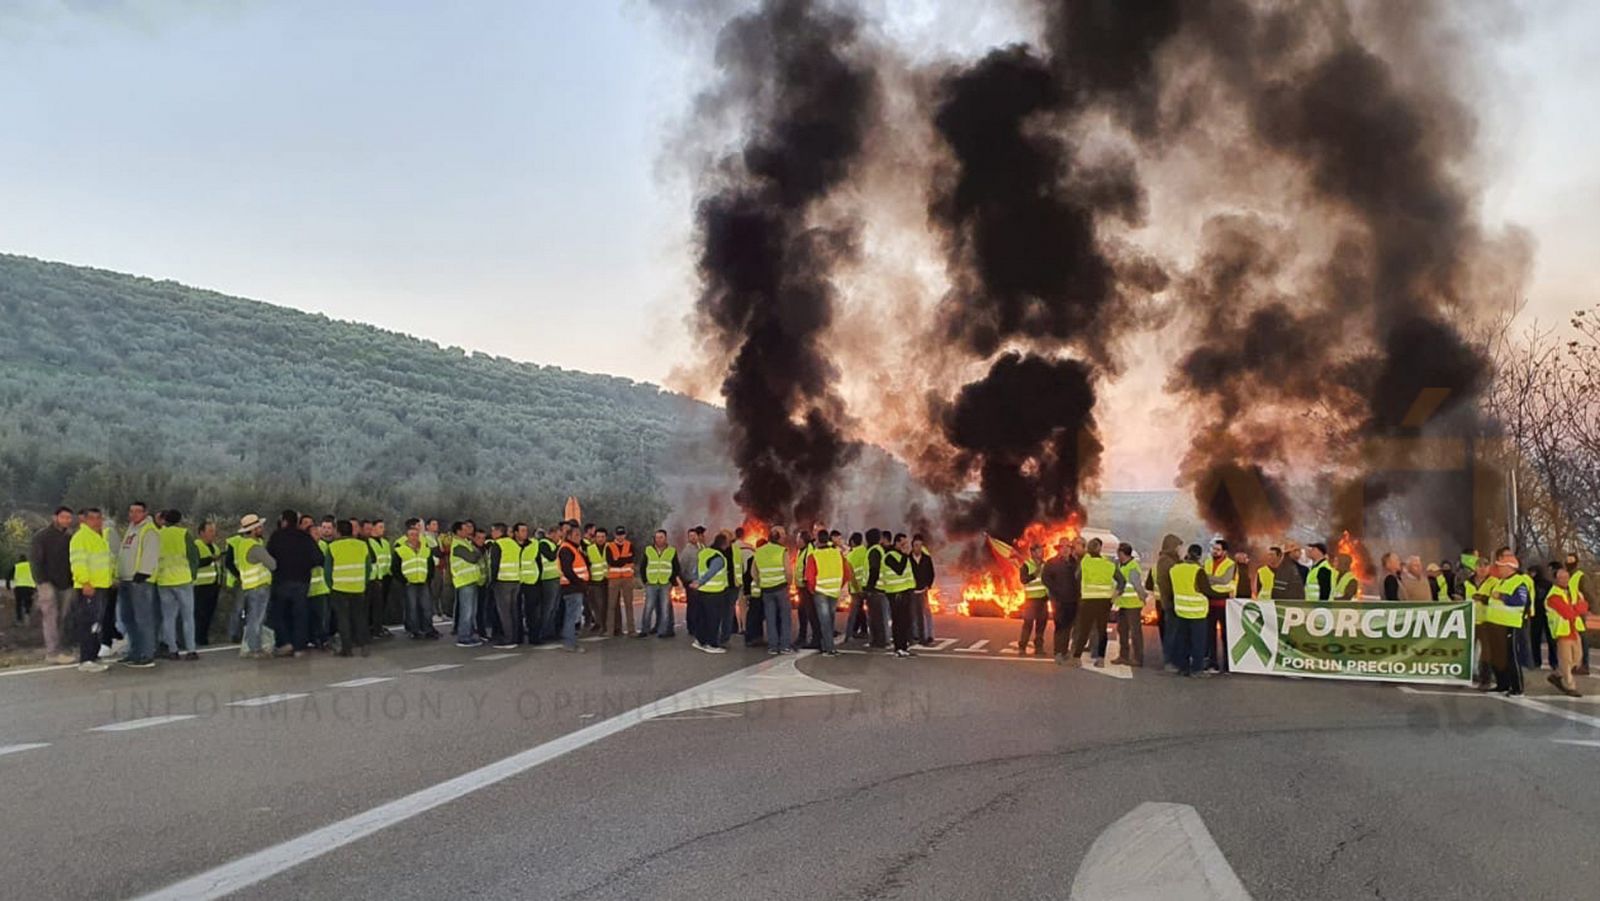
[1,609,1597,900]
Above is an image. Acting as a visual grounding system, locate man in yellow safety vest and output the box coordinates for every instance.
[1017,542,1050,657]
[1483,549,1531,696]
[1171,544,1228,677]
[1544,563,1588,697]
[1068,538,1118,668]
[68,507,114,672]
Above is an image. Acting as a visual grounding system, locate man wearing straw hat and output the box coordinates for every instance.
[229,514,277,658]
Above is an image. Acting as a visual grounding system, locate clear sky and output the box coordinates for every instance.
[1,0,1592,393]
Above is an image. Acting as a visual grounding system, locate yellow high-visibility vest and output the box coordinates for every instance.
[328,538,370,593]
[811,547,844,597]
[1170,562,1207,619]
[1022,558,1048,600]
[394,542,431,585]
[1080,555,1117,600]
[645,545,678,586]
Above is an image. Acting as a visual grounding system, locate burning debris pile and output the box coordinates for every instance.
[673,0,1531,598]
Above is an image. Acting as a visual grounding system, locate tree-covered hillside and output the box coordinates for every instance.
[0,254,720,527]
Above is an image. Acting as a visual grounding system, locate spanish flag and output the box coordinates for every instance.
[986,535,1017,561]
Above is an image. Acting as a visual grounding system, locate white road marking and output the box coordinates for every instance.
[1070,802,1252,901]
[226,693,310,708]
[926,638,959,651]
[474,653,519,661]
[327,677,395,689]
[1079,662,1135,680]
[89,715,198,733]
[134,653,851,901]
[953,639,989,653]
[1398,686,1495,698]
[1551,738,1600,749]
[1499,694,1600,730]
[405,664,463,674]
[0,742,50,757]
[834,649,1052,664]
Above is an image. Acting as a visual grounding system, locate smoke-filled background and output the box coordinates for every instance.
[668,0,1533,547]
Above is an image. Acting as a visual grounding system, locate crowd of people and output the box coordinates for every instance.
[4,503,1589,698]
[5,504,941,672]
[1014,533,1590,698]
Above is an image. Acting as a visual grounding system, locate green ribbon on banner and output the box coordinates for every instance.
[1231,602,1273,666]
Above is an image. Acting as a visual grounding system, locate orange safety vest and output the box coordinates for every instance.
[607,539,634,580]
[559,540,589,587]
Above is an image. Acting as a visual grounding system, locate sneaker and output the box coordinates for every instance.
[122,658,156,669]
[183,652,199,661]
[563,644,587,654]
[456,639,484,648]
[635,632,649,639]
[1093,658,1106,669]
[78,660,108,673]
[705,644,727,654]
[894,649,909,658]
[493,643,518,650]
[1547,673,1563,690]
[823,650,840,657]
[767,648,781,656]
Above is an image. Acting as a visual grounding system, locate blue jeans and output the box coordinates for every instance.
[539,581,562,642]
[1175,616,1207,674]
[763,589,793,652]
[813,593,838,653]
[1159,604,1178,666]
[561,591,585,648]
[454,584,479,642]
[404,582,432,636]
[241,586,271,652]
[271,580,311,650]
[642,584,673,636]
[120,580,158,662]
[158,584,196,653]
[844,590,866,639]
[913,590,934,642]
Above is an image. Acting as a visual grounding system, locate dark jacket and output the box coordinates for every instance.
[910,552,935,591]
[1041,555,1078,605]
[1272,560,1306,600]
[29,524,74,590]
[266,528,323,583]
[1153,534,1182,612]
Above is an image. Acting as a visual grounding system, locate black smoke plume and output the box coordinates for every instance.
[690,0,877,523]
[1161,1,1521,544]
[941,353,1103,539]
[926,1,1177,538]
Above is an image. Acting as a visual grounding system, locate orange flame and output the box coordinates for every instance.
[740,517,770,546]
[958,513,1084,617]
[1336,529,1371,582]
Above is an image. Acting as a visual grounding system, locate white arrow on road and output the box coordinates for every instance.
[1070,802,1252,901]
